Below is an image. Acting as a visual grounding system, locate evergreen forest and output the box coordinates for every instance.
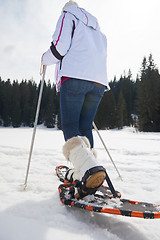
[0,54,160,132]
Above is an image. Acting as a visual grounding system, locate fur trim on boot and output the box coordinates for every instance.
[62,136,106,199]
[63,136,90,161]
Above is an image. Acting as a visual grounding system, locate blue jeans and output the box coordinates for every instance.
[60,78,105,148]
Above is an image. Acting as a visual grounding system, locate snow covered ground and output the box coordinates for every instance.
[0,126,160,240]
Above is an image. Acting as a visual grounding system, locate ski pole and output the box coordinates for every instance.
[93,121,123,181]
[23,66,47,189]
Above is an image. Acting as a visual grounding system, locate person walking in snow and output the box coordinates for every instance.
[41,1,109,198]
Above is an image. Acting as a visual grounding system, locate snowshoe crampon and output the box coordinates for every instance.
[56,165,160,219]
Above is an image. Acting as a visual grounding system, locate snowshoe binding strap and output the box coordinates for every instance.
[105,171,121,198]
[74,166,106,199]
[74,166,120,199]
[65,169,74,183]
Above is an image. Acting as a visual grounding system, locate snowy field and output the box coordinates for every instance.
[0,126,160,240]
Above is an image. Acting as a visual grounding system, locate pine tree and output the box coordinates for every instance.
[43,81,56,128]
[95,90,117,129]
[20,80,30,126]
[1,79,12,126]
[0,77,4,125]
[0,54,159,131]
[56,92,61,129]
[110,71,136,127]
[11,80,21,127]
[19,80,37,127]
[137,55,160,131]
[116,91,127,129]
[28,80,37,126]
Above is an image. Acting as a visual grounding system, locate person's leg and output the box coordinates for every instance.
[61,80,106,199]
[63,136,106,199]
[60,78,87,141]
[79,82,105,148]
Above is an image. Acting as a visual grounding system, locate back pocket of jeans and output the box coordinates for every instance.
[65,78,87,94]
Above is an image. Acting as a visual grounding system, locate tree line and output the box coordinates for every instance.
[0,54,160,132]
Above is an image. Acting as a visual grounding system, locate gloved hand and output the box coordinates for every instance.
[40,53,46,75]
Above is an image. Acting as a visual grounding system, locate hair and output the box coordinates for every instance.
[62,1,79,13]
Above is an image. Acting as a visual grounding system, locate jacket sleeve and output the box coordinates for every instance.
[42,12,75,65]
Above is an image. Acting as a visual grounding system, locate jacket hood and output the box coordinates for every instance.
[63,5,100,30]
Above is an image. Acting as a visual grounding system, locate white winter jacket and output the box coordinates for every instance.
[42,5,109,91]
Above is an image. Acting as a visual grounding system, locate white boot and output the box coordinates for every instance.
[63,136,106,198]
